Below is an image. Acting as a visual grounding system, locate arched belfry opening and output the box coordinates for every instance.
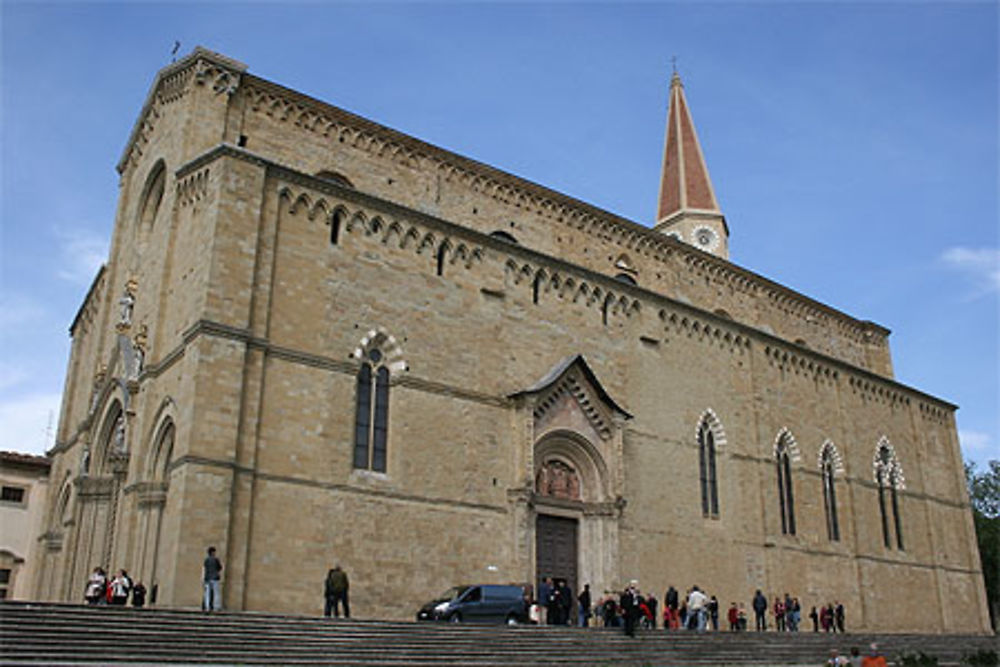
[508,355,630,605]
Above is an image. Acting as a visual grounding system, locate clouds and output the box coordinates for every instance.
[0,392,62,455]
[941,247,1000,298]
[53,226,108,286]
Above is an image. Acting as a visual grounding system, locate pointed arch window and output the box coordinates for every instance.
[137,161,166,228]
[775,435,796,535]
[330,209,344,246]
[354,348,389,473]
[698,419,719,518]
[876,445,903,550]
[820,446,840,542]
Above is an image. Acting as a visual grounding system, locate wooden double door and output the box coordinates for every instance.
[535,514,578,616]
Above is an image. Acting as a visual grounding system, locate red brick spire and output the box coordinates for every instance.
[656,72,721,224]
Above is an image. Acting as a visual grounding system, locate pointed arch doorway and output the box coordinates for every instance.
[509,355,631,607]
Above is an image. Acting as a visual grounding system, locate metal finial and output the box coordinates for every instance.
[671,56,678,75]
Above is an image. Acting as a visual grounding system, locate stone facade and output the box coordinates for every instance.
[34,47,989,633]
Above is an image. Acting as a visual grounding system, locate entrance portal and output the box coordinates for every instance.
[535,514,578,619]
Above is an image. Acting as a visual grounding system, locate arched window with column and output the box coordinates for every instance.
[775,432,796,535]
[875,441,904,550]
[354,348,390,473]
[820,443,840,542]
[697,419,719,518]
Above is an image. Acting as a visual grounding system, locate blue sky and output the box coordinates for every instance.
[1,2,997,469]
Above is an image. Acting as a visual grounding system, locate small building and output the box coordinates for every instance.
[0,451,51,600]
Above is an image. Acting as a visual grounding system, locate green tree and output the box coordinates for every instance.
[966,460,999,631]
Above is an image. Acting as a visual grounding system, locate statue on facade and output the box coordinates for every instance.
[117,279,138,331]
[132,324,148,377]
[112,415,126,454]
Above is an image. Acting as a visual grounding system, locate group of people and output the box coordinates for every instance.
[84,567,146,607]
[83,545,220,612]
[811,601,848,633]
[536,576,849,641]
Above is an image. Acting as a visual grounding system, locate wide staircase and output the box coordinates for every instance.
[1,602,996,666]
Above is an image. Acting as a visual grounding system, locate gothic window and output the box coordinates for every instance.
[137,160,166,228]
[876,444,904,550]
[775,435,796,535]
[330,209,344,246]
[354,348,389,473]
[698,420,719,518]
[436,243,447,277]
[821,446,840,542]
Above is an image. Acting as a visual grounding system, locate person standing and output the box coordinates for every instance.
[577,583,591,627]
[324,564,350,618]
[835,601,845,633]
[538,577,553,626]
[809,605,819,632]
[665,585,678,628]
[203,546,223,611]
[620,581,641,637]
[687,586,708,632]
[752,589,767,631]
[131,581,147,608]
[85,567,106,605]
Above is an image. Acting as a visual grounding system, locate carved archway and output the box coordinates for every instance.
[533,430,610,504]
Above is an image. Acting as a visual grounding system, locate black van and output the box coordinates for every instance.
[416,584,531,624]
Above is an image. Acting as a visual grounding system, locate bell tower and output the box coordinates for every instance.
[654,71,729,259]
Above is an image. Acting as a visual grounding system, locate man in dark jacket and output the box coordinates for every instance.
[752,589,767,631]
[620,581,641,637]
[324,564,350,618]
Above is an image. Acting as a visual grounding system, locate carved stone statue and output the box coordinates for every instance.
[132,324,148,377]
[117,280,138,330]
[112,415,126,454]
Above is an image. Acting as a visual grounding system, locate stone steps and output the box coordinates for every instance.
[2,602,996,665]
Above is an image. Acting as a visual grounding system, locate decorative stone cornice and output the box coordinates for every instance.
[232,73,889,348]
[167,145,958,413]
[117,47,246,175]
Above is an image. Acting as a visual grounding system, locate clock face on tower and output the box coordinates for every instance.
[693,225,719,252]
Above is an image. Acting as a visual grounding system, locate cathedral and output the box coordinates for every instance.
[34,47,989,632]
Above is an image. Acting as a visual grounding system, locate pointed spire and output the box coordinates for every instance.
[656,71,722,224]
[653,71,729,258]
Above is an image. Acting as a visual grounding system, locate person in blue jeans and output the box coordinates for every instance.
[203,546,223,611]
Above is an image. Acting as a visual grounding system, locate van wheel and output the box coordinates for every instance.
[506,615,519,626]
[449,613,462,623]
